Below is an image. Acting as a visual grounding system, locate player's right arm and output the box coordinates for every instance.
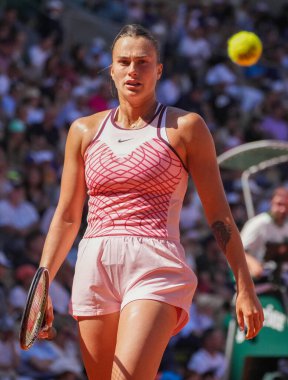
[39,118,88,283]
[39,111,110,338]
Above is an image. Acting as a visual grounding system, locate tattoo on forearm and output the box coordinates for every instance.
[211,221,232,255]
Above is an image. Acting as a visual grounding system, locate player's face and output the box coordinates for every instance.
[111,36,162,101]
[271,194,288,224]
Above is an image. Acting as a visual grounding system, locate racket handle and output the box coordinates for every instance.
[46,326,57,340]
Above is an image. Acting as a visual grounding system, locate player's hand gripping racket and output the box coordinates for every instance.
[19,267,56,350]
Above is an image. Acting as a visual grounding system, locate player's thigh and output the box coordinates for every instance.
[113,299,178,380]
[77,312,120,380]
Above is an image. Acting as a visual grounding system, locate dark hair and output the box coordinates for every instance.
[111,24,161,62]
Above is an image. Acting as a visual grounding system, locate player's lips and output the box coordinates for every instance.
[125,80,141,88]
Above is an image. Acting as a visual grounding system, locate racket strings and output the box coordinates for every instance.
[23,277,47,343]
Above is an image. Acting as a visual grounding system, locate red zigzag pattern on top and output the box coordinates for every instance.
[84,137,184,238]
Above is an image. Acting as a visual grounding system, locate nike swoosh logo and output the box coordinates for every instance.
[118,138,133,143]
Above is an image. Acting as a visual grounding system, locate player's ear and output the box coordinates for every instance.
[157,63,163,80]
[110,64,114,81]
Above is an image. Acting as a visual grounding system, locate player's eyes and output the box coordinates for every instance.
[119,60,129,66]
[118,59,147,65]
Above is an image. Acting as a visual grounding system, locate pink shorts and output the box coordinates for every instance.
[70,236,197,335]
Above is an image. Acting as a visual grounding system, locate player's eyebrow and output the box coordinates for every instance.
[116,54,150,59]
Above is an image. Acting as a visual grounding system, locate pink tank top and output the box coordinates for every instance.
[83,104,188,241]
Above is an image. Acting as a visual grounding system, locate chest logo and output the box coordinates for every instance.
[118,138,133,143]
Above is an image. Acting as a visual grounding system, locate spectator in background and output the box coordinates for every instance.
[23,165,50,217]
[70,43,89,75]
[172,293,218,369]
[196,236,234,301]
[241,187,288,279]
[243,116,266,142]
[12,229,45,268]
[0,64,10,98]
[56,85,90,127]
[5,116,28,170]
[157,73,187,106]
[206,82,239,127]
[86,37,111,71]
[0,179,39,255]
[205,57,237,89]
[19,336,83,380]
[186,328,227,380]
[0,316,20,380]
[24,87,45,126]
[87,82,112,113]
[0,251,11,322]
[178,21,211,72]
[37,0,64,47]
[28,35,55,75]
[213,112,244,153]
[8,264,36,320]
[1,82,24,121]
[180,189,205,240]
[18,315,83,380]
[259,101,288,141]
[0,147,12,199]
[175,86,206,117]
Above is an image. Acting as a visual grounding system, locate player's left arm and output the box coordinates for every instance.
[180,112,264,339]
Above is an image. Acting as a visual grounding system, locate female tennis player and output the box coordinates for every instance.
[39,24,264,380]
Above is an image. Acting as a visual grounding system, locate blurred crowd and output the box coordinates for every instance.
[0,0,288,379]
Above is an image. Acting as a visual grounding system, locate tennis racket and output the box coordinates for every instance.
[19,266,55,350]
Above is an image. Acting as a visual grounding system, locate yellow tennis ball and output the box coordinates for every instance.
[227,31,263,66]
